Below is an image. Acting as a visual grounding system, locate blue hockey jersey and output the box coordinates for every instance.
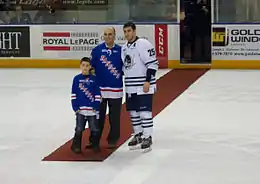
[71,74,101,116]
[91,42,123,99]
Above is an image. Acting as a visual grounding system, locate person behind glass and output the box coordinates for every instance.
[70,57,101,153]
[10,5,32,24]
[87,27,123,149]
[189,0,211,63]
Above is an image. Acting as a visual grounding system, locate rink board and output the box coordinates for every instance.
[1,24,260,69]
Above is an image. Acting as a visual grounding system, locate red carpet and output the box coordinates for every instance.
[42,69,208,162]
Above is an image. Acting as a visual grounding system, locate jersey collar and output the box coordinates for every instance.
[105,43,115,49]
[127,36,139,47]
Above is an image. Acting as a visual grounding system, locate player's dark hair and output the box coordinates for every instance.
[123,22,136,30]
[80,57,91,64]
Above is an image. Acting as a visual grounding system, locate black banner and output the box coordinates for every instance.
[0,26,30,57]
[0,0,108,10]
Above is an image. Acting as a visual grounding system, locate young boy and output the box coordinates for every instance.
[70,57,101,153]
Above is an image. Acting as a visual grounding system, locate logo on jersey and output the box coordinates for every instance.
[79,78,93,85]
[123,54,134,70]
[78,83,94,102]
[100,55,121,79]
[102,49,112,56]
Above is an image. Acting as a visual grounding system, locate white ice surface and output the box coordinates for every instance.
[0,68,170,184]
[1,69,260,184]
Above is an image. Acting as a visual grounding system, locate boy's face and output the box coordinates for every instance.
[80,61,91,75]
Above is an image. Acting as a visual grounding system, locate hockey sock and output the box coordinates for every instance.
[140,111,153,138]
[130,111,143,134]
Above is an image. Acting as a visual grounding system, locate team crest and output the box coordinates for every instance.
[84,78,94,85]
[124,54,134,70]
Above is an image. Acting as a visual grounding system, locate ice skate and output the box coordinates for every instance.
[128,132,143,150]
[141,136,152,153]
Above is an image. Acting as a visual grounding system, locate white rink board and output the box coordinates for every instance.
[212,24,260,60]
[29,24,179,60]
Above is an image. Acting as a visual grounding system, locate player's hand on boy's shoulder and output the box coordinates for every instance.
[143,82,150,93]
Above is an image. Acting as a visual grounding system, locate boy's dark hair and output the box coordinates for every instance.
[80,57,91,64]
[80,57,95,75]
[123,22,136,30]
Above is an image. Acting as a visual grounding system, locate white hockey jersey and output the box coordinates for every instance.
[121,38,159,94]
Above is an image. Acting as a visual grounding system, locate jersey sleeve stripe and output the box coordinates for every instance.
[125,76,156,80]
[125,76,147,79]
[145,59,158,66]
[125,78,156,83]
[71,93,77,100]
[125,81,156,87]
[125,77,156,84]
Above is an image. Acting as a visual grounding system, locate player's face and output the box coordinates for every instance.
[80,61,91,75]
[103,28,115,46]
[123,27,136,42]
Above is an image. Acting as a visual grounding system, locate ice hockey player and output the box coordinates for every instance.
[121,22,159,152]
[70,57,102,153]
[87,27,123,149]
